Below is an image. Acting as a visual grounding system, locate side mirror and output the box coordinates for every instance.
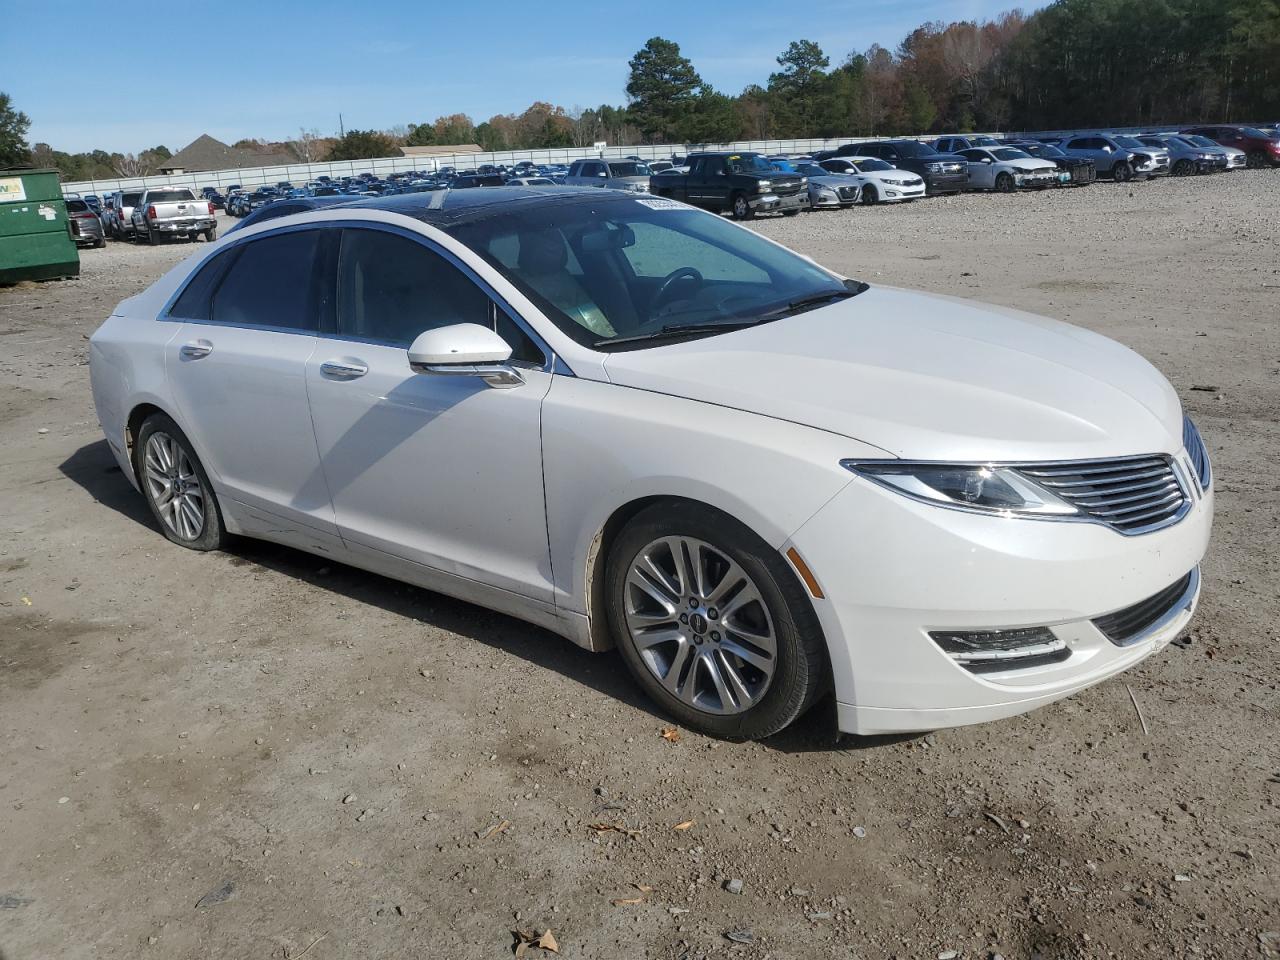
[982,157,993,163]
[597,171,608,177]
[407,323,523,388]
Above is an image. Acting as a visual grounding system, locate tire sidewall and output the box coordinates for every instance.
[134,413,225,551]
[604,503,826,740]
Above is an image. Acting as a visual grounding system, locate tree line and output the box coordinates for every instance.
[3,0,1277,176]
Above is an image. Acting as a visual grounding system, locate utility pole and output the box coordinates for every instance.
[339,113,345,138]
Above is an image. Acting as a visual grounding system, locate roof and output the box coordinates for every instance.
[399,144,485,157]
[160,134,295,172]
[341,185,629,227]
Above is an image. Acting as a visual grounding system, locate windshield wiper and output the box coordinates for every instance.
[595,320,759,349]
[756,282,866,321]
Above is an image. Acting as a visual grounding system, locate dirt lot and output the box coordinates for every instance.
[2,177,1278,960]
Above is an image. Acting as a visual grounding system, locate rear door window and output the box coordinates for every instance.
[169,248,238,321]
[210,229,323,332]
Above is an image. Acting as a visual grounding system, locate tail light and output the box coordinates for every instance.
[146,205,157,219]
[207,201,216,215]
[73,211,96,219]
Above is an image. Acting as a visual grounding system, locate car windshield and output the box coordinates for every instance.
[1029,144,1064,158]
[66,199,89,212]
[122,193,142,205]
[1113,136,1145,149]
[727,154,774,173]
[1240,127,1270,138]
[608,161,650,177]
[1187,135,1218,148]
[853,158,892,172]
[449,195,858,350]
[892,142,935,157]
[973,136,1000,146]
[992,148,1031,161]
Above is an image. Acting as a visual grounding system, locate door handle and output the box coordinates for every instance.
[179,339,213,359]
[320,359,368,380]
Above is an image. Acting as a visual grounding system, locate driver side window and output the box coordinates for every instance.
[621,221,770,284]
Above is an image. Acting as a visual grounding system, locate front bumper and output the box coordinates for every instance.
[750,190,807,214]
[922,171,967,195]
[785,455,1213,735]
[1015,170,1059,189]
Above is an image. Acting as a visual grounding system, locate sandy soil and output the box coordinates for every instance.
[1,179,1278,960]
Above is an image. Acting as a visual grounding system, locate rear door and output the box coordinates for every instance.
[689,156,730,208]
[165,227,337,537]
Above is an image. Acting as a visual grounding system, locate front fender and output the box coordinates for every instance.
[541,375,890,615]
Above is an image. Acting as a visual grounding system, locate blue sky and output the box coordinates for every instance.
[4,0,1040,154]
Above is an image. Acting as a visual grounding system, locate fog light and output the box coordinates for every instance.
[929,626,1069,674]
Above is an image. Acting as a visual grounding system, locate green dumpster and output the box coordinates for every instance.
[0,168,79,283]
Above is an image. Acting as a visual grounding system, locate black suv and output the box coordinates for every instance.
[829,141,967,195]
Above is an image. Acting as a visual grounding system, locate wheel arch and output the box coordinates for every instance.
[581,494,827,659]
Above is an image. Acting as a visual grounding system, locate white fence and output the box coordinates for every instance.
[57,136,955,196]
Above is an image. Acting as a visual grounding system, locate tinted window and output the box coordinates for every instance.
[66,199,89,212]
[169,248,237,321]
[211,230,322,331]
[337,229,489,346]
[147,190,197,202]
[958,149,986,161]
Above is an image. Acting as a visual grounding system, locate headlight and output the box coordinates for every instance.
[841,461,1079,518]
[757,181,772,193]
[882,178,905,185]
[926,162,943,172]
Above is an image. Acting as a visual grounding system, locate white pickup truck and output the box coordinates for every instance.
[129,188,217,244]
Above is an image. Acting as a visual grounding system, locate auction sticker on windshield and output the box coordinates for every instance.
[635,197,684,210]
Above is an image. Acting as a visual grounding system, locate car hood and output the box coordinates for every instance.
[1006,159,1058,172]
[600,286,1183,462]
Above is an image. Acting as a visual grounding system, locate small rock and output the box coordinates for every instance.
[789,887,809,897]
[724,878,744,895]
[807,911,833,921]
[1174,873,1192,882]
[37,428,49,435]
[356,809,371,822]
[254,737,264,745]
[938,952,959,960]
[194,881,235,908]
[342,794,357,804]
[725,929,754,944]
[57,797,69,804]
[852,826,867,839]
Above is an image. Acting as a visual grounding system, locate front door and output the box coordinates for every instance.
[306,225,555,603]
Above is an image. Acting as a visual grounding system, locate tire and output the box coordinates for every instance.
[1247,150,1267,169]
[782,208,800,217]
[1173,159,1193,177]
[147,227,161,245]
[1112,162,1133,183]
[860,184,878,205]
[995,172,1015,193]
[730,192,753,220]
[134,413,226,551]
[93,236,106,248]
[204,227,217,242]
[605,502,828,741]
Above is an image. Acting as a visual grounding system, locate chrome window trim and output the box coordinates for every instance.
[157,219,571,377]
[841,453,1194,536]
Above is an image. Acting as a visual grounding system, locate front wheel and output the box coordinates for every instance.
[730,192,753,220]
[1112,162,1133,182]
[134,413,226,551]
[605,502,828,740]
[860,184,878,205]
[1173,159,1194,177]
[1246,150,1268,169]
[995,172,1015,193]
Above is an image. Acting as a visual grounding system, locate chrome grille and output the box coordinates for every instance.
[837,186,859,200]
[1183,416,1211,490]
[1093,569,1196,646]
[1016,456,1190,534]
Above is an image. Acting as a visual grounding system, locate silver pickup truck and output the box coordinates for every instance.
[130,188,217,244]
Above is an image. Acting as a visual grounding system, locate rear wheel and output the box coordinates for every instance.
[203,226,217,242]
[995,172,1015,193]
[134,413,226,551]
[147,227,161,245]
[93,236,106,248]
[730,192,753,220]
[606,502,828,741]
[860,184,878,205]
[1112,162,1133,182]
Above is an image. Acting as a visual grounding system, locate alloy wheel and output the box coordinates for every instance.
[623,536,777,715]
[143,432,206,541]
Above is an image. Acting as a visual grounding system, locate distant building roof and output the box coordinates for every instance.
[159,134,295,173]
[399,143,485,157]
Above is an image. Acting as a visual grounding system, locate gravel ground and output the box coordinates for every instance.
[1,180,1278,960]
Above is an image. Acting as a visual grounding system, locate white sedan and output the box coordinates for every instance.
[89,187,1213,740]
[817,156,925,203]
[957,146,1060,191]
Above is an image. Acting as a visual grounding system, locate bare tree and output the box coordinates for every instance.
[292,127,323,162]
[113,153,146,177]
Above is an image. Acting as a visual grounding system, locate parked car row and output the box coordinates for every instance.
[66,124,1278,247]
